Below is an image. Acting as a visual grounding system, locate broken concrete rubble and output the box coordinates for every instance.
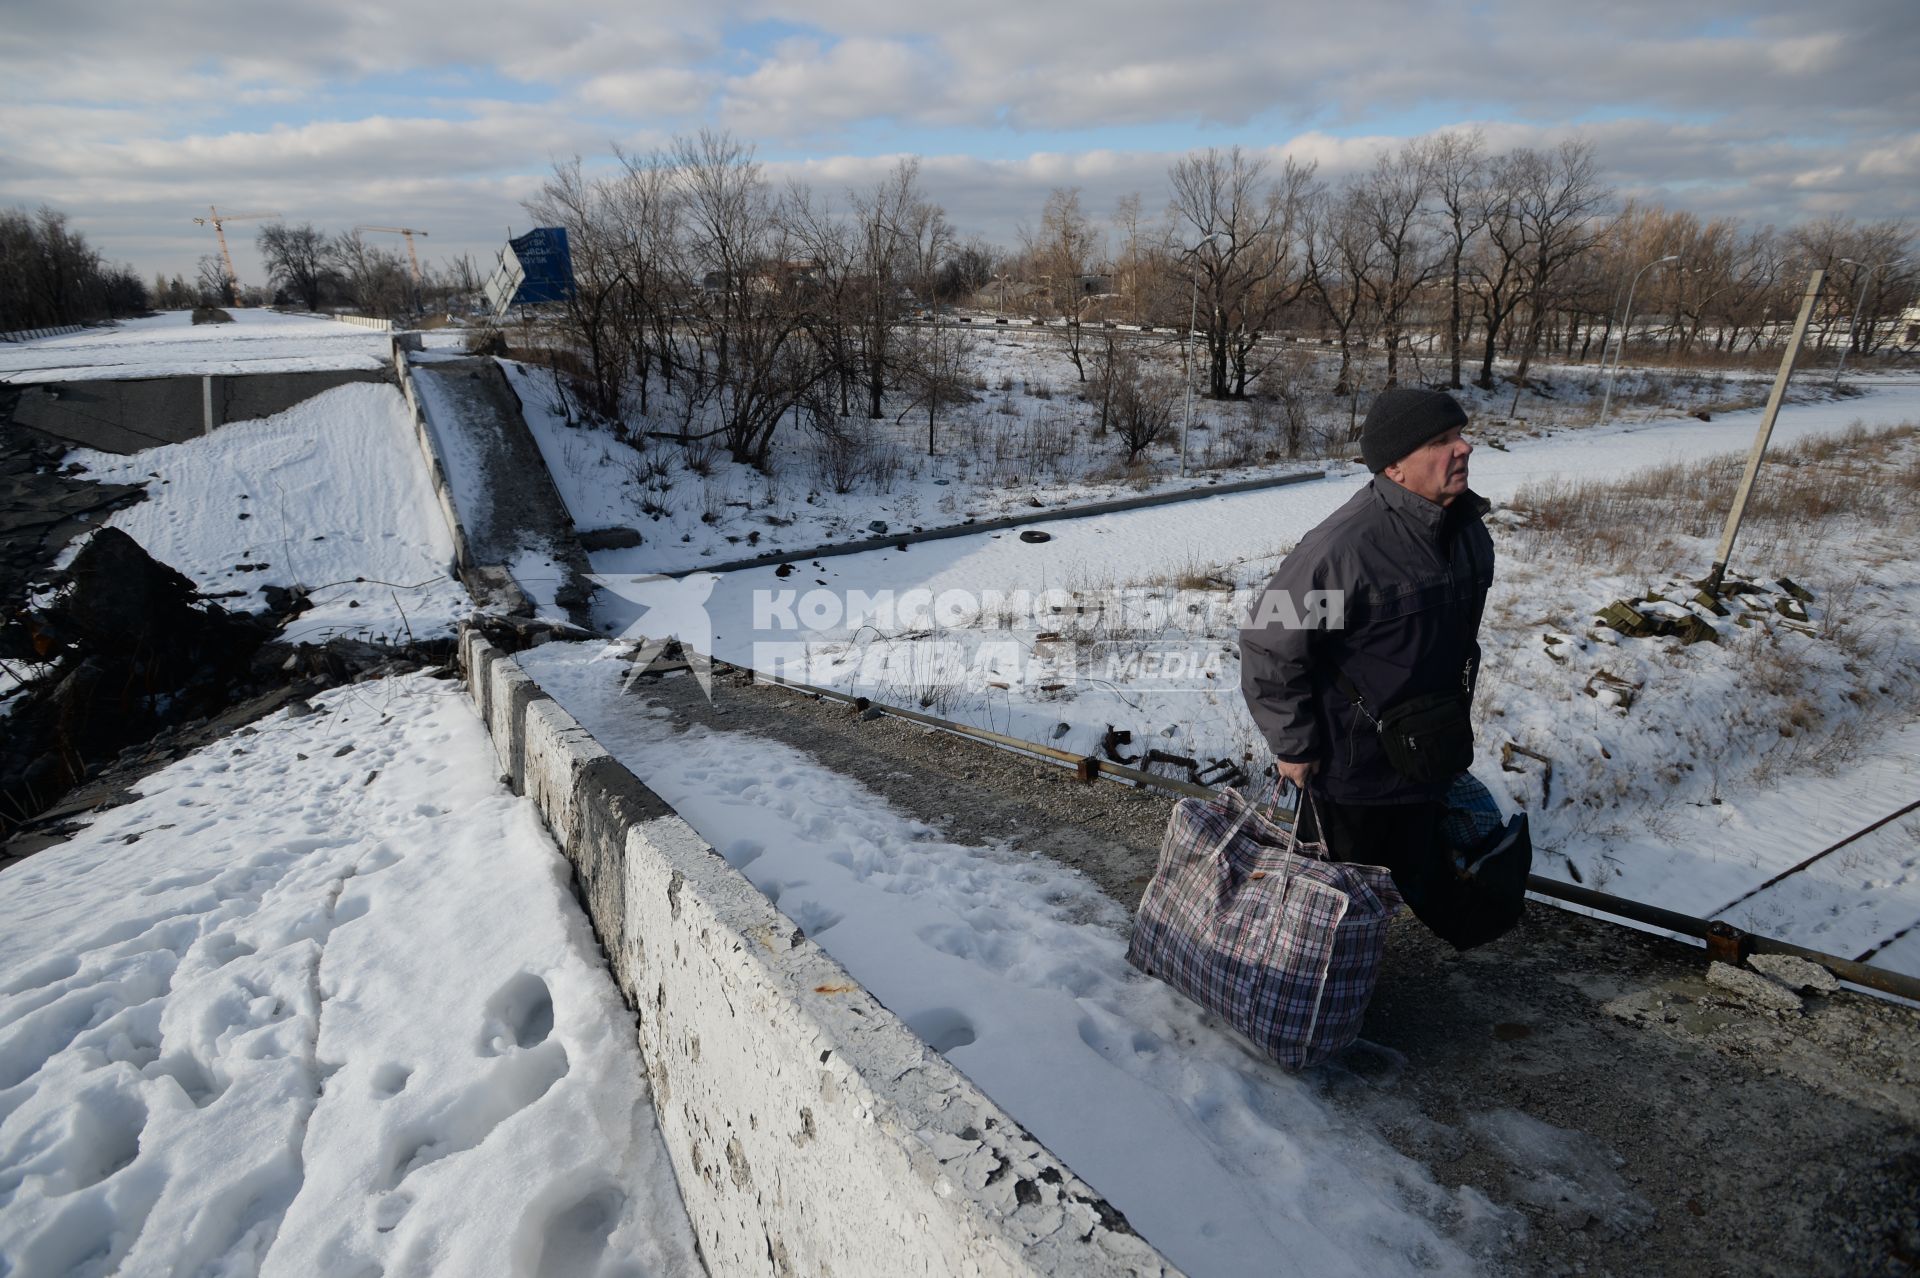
[0,528,451,842]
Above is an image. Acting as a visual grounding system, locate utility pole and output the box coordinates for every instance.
[1598,254,1678,425]
[1178,233,1221,477]
[1702,269,1824,600]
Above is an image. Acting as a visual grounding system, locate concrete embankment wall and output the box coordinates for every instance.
[5,369,393,453]
[460,629,1177,1278]
[391,347,486,597]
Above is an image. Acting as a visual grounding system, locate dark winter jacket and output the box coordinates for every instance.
[1239,476,1494,805]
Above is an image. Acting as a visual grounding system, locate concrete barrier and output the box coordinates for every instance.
[389,343,543,618]
[460,629,1178,1277]
[4,369,395,454]
[315,312,394,332]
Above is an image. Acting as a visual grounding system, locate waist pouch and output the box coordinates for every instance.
[1335,660,1476,785]
[1373,691,1475,784]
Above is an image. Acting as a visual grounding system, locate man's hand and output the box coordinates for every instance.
[1274,758,1319,789]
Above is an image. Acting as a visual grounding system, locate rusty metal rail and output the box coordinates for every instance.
[686,653,1920,1004]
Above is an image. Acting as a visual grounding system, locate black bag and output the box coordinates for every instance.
[1335,665,1475,784]
[1395,775,1532,950]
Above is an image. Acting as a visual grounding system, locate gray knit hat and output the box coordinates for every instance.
[1360,388,1468,473]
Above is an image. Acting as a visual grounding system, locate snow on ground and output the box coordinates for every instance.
[0,311,390,384]
[510,340,1309,576]
[521,641,1507,1278]
[62,382,470,645]
[587,379,1920,976]
[512,329,1787,576]
[0,674,699,1277]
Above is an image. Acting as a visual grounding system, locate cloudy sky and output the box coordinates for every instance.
[3,0,1914,285]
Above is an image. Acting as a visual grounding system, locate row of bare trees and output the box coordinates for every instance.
[0,206,148,332]
[1004,135,1915,401]
[522,129,1915,470]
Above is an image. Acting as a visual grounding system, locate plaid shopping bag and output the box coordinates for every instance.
[1127,787,1400,1069]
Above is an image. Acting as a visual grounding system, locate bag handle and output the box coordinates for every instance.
[1280,783,1323,861]
[1209,787,1259,863]
[1210,783,1322,875]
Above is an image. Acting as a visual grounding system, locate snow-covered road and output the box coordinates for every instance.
[0,311,389,384]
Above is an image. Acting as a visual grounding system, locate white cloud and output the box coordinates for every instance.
[718,37,951,135]
[4,0,1914,279]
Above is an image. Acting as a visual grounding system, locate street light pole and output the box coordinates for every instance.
[1179,232,1221,477]
[1832,257,1905,387]
[1599,254,1679,426]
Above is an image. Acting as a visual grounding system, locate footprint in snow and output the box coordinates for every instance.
[477,972,555,1058]
[380,1043,570,1189]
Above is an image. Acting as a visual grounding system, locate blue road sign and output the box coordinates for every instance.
[507,228,576,305]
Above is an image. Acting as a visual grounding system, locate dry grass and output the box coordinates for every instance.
[1508,423,1920,572]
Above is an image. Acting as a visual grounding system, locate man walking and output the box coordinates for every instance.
[1239,387,1493,886]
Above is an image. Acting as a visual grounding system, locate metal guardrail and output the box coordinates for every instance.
[667,467,1326,578]
[0,324,87,343]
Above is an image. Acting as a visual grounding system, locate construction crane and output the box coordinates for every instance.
[353,226,430,283]
[191,206,280,297]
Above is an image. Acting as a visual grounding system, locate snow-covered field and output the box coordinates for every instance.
[522,642,1510,1278]
[0,311,390,384]
[588,379,1920,977]
[0,675,698,1277]
[62,382,470,645]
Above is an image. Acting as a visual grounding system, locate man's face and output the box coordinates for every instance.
[1384,426,1472,505]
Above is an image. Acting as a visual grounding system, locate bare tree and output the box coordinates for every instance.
[851,158,951,418]
[256,222,332,311]
[523,157,635,420]
[1167,146,1316,399]
[1420,131,1487,388]
[1025,186,1100,380]
[1509,141,1610,383]
[1112,358,1178,463]
[1111,192,1150,322]
[196,255,235,307]
[1354,143,1440,387]
[663,130,827,467]
[328,234,410,319]
[935,236,998,303]
[895,322,976,454]
[0,205,147,329]
[1467,156,1528,389]
[1303,185,1378,398]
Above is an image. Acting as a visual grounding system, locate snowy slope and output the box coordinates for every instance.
[64,382,471,645]
[0,311,389,384]
[0,674,699,1277]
